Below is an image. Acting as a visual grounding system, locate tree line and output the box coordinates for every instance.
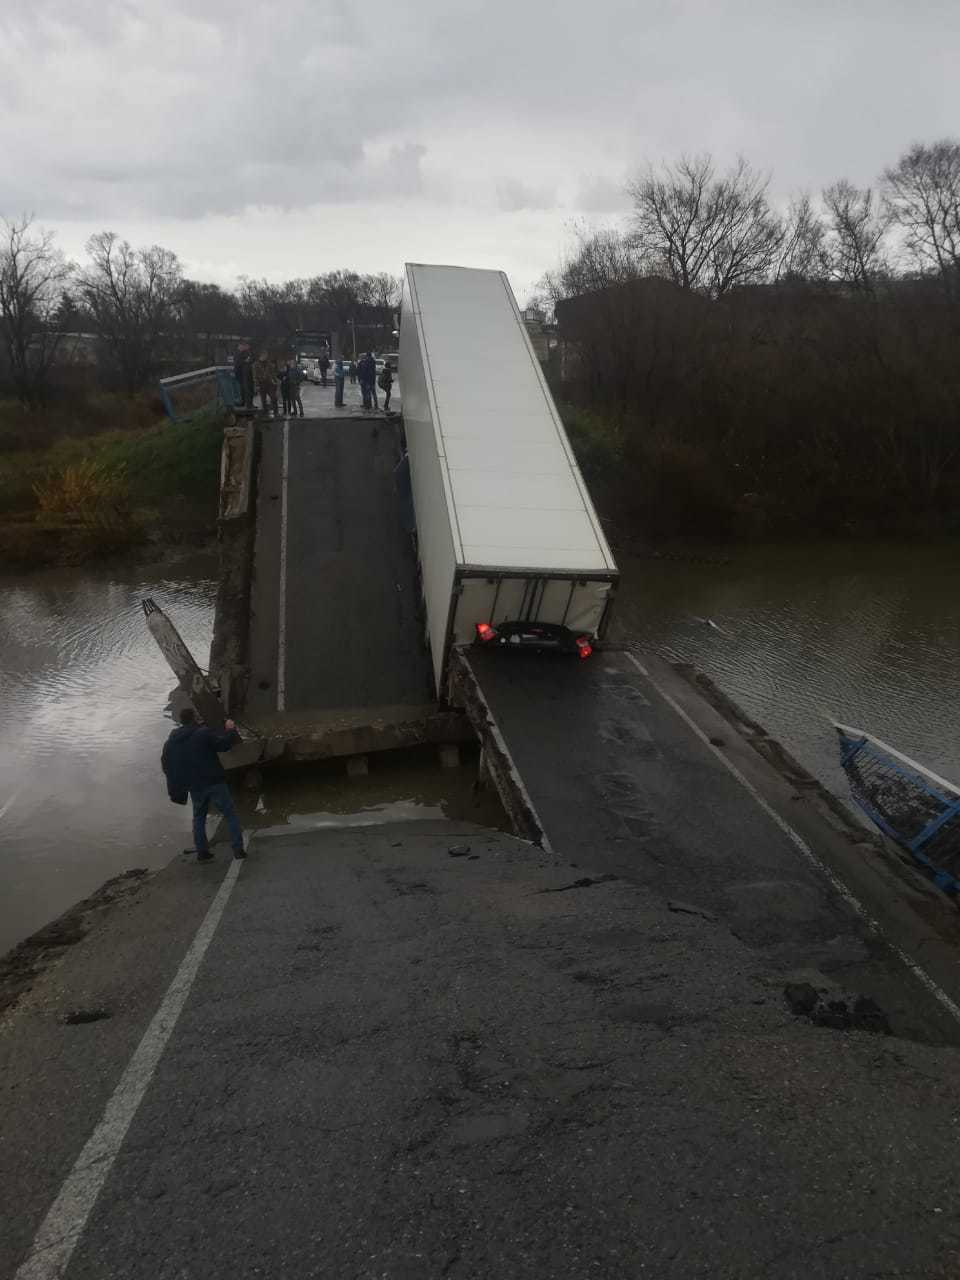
[545,140,960,300]
[0,219,401,406]
[540,140,960,538]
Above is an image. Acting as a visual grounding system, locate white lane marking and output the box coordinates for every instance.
[15,858,245,1280]
[0,786,22,821]
[624,652,960,1028]
[277,419,290,712]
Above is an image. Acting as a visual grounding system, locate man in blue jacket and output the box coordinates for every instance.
[161,708,245,862]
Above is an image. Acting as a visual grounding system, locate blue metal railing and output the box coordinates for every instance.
[159,366,240,422]
[836,723,960,893]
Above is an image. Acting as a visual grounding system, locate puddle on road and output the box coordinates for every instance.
[232,743,510,839]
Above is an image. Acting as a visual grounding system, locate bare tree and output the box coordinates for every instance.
[236,277,308,346]
[821,180,888,292]
[361,272,403,311]
[0,215,73,406]
[305,271,365,327]
[774,194,827,283]
[543,226,643,303]
[627,154,782,296]
[78,233,183,392]
[709,160,784,295]
[177,280,242,363]
[882,139,960,298]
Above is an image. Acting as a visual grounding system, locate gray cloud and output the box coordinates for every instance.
[496,178,558,212]
[2,0,959,284]
[574,176,631,214]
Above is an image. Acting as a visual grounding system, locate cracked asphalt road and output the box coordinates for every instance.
[5,813,960,1279]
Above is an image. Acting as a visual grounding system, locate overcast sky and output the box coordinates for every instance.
[2,0,958,301]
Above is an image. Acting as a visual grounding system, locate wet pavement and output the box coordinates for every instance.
[6,801,960,1278]
[465,646,960,1046]
[298,376,400,418]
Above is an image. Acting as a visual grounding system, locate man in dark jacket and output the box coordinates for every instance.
[289,361,305,417]
[379,360,394,412]
[161,707,245,862]
[233,341,255,409]
[358,351,378,410]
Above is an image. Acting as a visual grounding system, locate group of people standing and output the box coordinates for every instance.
[258,353,305,418]
[333,351,393,411]
[233,341,394,417]
[233,343,303,418]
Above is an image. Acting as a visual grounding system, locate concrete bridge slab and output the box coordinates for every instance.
[244,411,432,723]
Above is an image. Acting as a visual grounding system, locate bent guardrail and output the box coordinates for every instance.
[159,365,239,422]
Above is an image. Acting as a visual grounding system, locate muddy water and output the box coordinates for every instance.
[0,557,501,957]
[612,541,960,804]
[0,555,220,956]
[5,539,959,957]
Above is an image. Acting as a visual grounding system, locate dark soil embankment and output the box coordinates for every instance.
[0,869,152,1017]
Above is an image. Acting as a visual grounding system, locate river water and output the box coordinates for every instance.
[0,555,220,957]
[612,541,960,800]
[2,540,959,957]
[0,553,500,957]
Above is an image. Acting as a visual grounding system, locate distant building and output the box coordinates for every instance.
[521,307,556,363]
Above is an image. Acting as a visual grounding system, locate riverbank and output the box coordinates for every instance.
[0,407,225,570]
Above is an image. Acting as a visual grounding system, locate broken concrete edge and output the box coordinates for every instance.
[222,711,475,772]
[209,423,261,706]
[446,649,547,849]
[670,659,960,927]
[0,869,153,1021]
[219,424,256,521]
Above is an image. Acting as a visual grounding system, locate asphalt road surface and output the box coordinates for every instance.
[6,810,960,1279]
[467,645,960,1047]
[245,400,432,719]
[7,376,960,1274]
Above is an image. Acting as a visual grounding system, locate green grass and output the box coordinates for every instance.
[94,411,225,507]
[0,408,226,566]
[0,410,224,517]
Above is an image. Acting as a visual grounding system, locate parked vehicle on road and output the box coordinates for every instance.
[298,355,320,383]
[399,262,618,695]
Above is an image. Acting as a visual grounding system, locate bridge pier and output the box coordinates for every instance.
[345,754,369,778]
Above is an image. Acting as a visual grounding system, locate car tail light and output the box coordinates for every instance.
[575,636,593,660]
[476,623,496,643]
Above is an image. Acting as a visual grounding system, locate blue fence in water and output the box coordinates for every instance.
[836,723,960,893]
[159,366,240,423]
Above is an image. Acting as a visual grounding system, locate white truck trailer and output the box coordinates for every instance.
[399,262,618,696]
